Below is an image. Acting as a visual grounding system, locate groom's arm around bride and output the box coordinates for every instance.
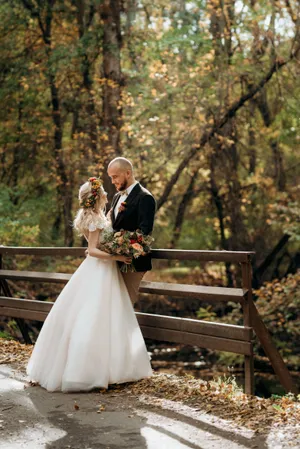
[108,157,156,305]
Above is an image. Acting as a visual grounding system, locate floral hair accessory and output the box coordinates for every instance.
[80,177,103,209]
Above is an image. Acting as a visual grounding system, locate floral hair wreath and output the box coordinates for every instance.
[80,177,103,209]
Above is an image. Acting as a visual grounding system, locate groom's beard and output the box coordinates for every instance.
[117,180,129,191]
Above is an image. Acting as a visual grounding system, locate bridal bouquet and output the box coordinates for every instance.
[101,229,154,272]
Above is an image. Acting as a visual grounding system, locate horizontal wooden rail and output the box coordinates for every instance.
[152,249,254,263]
[140,326,252,356]
[0,246,254,263]
[140,281,247,302]
[135,312,253,341]
[0,306,48,322]
[0,270,72,283]
[0,297,252,342]
[0,297,253,356]
[0,297,52,314]
[0,247,85,257]
[0,271,246,302]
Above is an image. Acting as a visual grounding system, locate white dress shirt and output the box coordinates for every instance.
[114,181,138,219]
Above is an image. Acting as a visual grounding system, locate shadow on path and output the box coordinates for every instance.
[0,366,296,449]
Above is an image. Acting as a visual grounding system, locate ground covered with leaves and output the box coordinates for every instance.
[129,374,300,433]
[1,337,299,436]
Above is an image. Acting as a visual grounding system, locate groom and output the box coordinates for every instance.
[107,157,156,305]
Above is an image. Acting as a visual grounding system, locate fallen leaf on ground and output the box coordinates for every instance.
[1,337,299,434]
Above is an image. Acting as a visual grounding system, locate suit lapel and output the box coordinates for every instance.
[125,182,141,206]
[111,193,121,227]
[114,183,141,228]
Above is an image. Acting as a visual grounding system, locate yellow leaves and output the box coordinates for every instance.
[0,338,32,367]
[204,51,215,61]
[38,129,49,137]
[97,404,106,413]
[94,77,120,89]
[95,77,106,85]
[121,92,135,107]
[20,76,29,91]
[125,373,300,431]
[197,113,206,122]
[269,130,281,139]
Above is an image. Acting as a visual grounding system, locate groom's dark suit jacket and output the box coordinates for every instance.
[111,183,156,272]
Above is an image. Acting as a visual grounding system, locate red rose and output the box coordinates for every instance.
[130,239,137,244]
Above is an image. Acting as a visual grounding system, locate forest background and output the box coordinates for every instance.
[0,0,299,394]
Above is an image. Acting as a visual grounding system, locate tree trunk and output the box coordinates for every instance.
[271,140,286,191]
[253,233,290,287]
[99,0,123,202]
[210,156,234,287]
[169,172,197,249]
[248,103,257,174]
[248,2,287,192]
[125,0,137,70]
[51,211,62,241]
[209,3,250,253]
[10,93,23,204]
[224,123,250,251]
[76,0,98,162]
[49,75,74,246]
[255,90,286,191]
[21,0,74,246]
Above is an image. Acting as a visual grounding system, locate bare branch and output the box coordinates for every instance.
[156,47,300,210]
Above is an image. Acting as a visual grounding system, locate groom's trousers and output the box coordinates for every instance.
[122,271,145,306]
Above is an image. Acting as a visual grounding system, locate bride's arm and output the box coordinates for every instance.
[88,229,131,264]
[87,229,114,260]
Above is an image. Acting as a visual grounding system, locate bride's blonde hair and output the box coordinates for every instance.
[73,179,107,235]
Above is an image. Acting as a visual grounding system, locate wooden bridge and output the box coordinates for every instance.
[0,246,297,396]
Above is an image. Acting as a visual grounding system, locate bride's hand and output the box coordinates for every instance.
[113,255,132,264]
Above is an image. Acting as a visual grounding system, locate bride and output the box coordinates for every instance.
[26,177,152,392]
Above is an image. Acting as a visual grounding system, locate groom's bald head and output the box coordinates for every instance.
[107,157,135,191]
[108,157,133,172]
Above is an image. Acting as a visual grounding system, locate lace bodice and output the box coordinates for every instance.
[87,215,112,233]
[82,212,113,244]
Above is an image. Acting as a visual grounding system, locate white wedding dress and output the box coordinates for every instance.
[26,216,152,392]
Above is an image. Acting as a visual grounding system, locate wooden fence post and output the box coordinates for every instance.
[0,278,32,345]
[241,259,255,395]
[249,301,298,395]
[242,257,298,395]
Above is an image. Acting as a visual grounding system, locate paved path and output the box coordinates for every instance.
[0,365,298,449]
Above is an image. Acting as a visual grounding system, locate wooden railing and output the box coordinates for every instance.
[0,246,297,396]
